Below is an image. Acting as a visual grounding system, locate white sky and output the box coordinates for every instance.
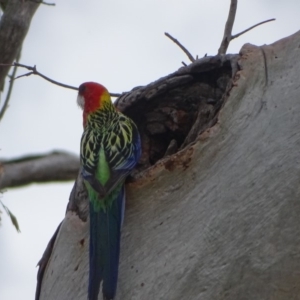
[0,1,299,299]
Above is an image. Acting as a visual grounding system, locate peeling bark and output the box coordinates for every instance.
[37,30,300,300]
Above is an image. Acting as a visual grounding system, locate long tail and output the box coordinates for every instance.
[88,186,125,300]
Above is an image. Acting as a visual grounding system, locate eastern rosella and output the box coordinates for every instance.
[77,82,141,300]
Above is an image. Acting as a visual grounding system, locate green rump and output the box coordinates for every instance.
[85,147,122,213]
[85,182,122,213]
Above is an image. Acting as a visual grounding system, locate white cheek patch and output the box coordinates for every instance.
[77,95,85,109]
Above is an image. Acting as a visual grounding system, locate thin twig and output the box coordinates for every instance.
[218,0,238,55]
[0,62,121,97]
[110,92,121,98]
[0,51,21,122]
[165,32,195,63]
[13,62,78,90]
[231,18,276,40]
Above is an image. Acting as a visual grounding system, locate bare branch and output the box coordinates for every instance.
[231,18,276,40]
[218,0,275,55]
[218,0,238,55]
[10,62,78,90]
[165,32,195,63]
[0,151,79,189]
[0,49,21,122]
[0,62,122,97]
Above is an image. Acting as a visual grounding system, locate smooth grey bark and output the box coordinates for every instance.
[38,30,300,300]
[0,151,79,189]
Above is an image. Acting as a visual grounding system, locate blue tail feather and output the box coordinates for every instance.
[88,186,124,300]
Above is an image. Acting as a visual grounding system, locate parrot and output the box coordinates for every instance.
[77,82,141,300]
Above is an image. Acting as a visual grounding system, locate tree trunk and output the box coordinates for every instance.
[37,30,300,300]
[0,0,39,89]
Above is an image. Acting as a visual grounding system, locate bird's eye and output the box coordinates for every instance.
[79,84,86,95]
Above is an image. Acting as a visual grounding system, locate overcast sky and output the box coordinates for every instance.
[0,1,299,299]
